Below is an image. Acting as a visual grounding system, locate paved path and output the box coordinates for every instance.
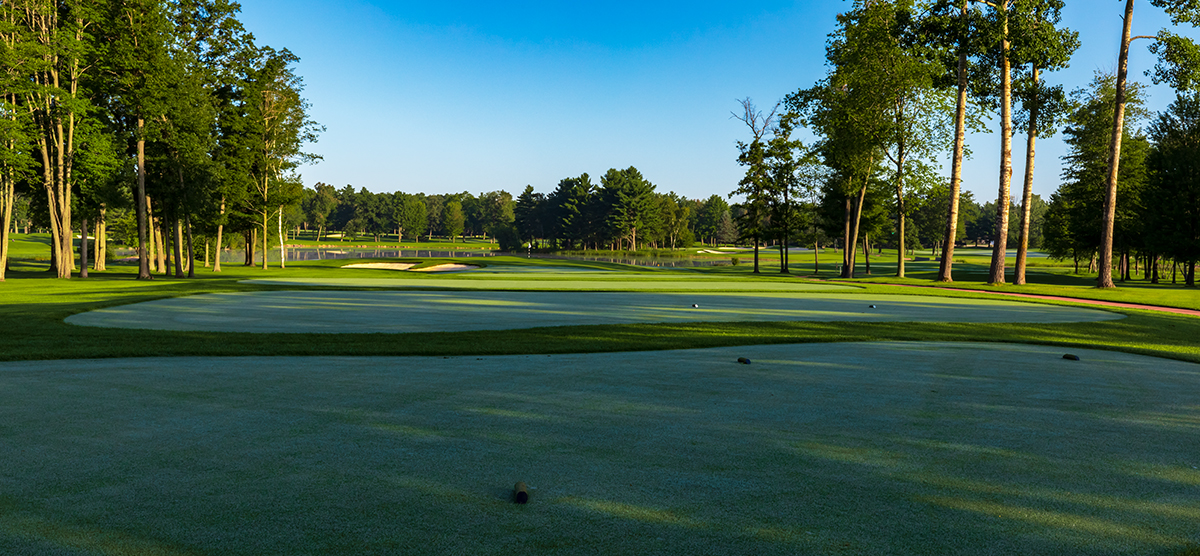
[835,281,1200,318]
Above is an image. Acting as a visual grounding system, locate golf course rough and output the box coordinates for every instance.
[64,291,1123,334]
[0,342,1196,555]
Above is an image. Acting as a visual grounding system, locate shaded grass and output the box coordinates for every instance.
[1,344,1198,555]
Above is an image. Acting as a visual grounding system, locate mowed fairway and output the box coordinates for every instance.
[0,342,1197,555]
[65,291,1122,334]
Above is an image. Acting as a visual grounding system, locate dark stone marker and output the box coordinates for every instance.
[737,357,751,365]
[1063,354,1080,361]
[514,482,530,504]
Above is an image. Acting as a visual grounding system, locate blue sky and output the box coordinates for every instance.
[238,1,1190,203]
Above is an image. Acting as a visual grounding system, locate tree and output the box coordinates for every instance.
[924,0,988,282]
[1098,0,1200,288]
[764,114,803,273]
[1009,0,1078,284]
[967,0,1020,284]
[867,0,954,277]
[403,195,427,241]
[1145,91,1200,286]
[17,0,106,278]
[443,200,464,242]
[602,167,655,251]
[1052,72,1151,273]
[478,190,514,243]
[697,194,729,246]
[102,0,177,279]
[240,46,321,269]
[732,98,777,273]
[303,182,337,241]
[514,185,545,246]
[0,3,35,281]
[549,174,594,249]
[424,194,443,240]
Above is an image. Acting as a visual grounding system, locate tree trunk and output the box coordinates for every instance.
[846,184,868,279]
[893,99,908,278]
[863,233,871,275]
[261,212,268,270]
[842,195,852,277]
[0,165,11,282]
[814,239,820,274]
[1015,66,1040,285]
[938,0,970,283]
[185,214,195,278]
[214,198,225,272]
[278,205,286,269]
[146,195,158,273]
[155,215,167,275]
[95,206,106,271]
[174,219,184,277]
[43,181,62,276]
[1151,254,1159,283]
[79,218,88,279]
[753,235,760,273]
[989,11,1014,285]
[243,229,253,266]
[136,119,151,279]
[1099,0,1137,289]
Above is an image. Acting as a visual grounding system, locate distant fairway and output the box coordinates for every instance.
[1,342,1197,555]
[240,276,857,290]
[64,291,1123,334]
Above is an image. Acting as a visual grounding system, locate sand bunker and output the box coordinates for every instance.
[66,291,1122,334]
[341,262,417,270]
[0,342,1196,555]
[409,263,480,272]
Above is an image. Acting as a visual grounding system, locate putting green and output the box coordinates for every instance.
[0,343,1196,555]
[64,292,1122,334]
[240,277,856,290]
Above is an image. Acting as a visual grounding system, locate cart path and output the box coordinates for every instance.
[830,280,1200,317]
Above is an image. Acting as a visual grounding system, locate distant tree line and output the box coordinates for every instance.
[292,161,1040,262]
[296,167,740,252]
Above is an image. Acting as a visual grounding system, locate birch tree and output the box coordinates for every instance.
[0,3,34,281]
[18,0,101,278]
[241,46,321,270]
[1008,0,1077,284]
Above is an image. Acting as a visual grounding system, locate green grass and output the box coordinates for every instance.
[1,343,1198,555]
[3,242,1200,555]
[1,256,1199,364]
[4,233,54,259]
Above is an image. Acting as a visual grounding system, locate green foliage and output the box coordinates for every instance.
[602,167,657,251]
[493,222,522,251]
[443,200,464,242]
[1052,72,1151,256]
[1145,91,1200,284]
